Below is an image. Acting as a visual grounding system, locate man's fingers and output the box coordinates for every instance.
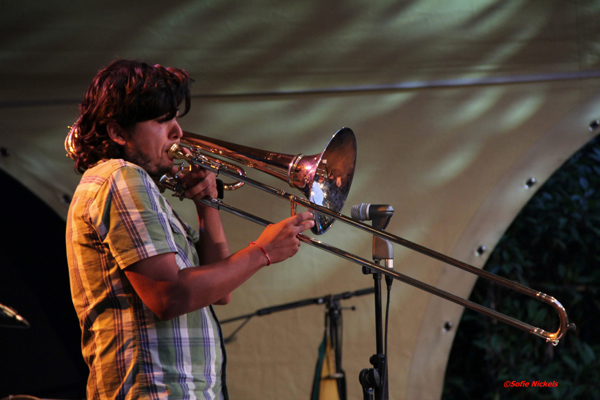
[301,220,315,230]
[174,165,218,200]
[289,212,314,230]
[292,211,313,224]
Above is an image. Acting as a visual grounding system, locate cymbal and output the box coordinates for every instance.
[0,303,30,329]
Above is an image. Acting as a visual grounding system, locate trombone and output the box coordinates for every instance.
[66,126,574,344]
[160,128,574,345]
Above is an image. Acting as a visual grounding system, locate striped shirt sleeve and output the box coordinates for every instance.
[92,164,179,269]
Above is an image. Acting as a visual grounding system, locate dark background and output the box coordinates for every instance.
[443,136,600,399]
[0,170,87,398]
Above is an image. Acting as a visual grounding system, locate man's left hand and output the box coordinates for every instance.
[171,163,218,202]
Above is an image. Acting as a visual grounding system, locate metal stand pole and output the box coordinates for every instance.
[358,265,389,400]
[357,205,394,400]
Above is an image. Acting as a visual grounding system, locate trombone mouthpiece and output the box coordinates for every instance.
[167,143,185,160]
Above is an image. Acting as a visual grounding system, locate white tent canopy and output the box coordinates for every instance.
[1,1,599,399]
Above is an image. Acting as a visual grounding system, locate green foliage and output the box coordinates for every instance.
[442,136,600,400]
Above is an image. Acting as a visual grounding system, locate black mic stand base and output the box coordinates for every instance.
[359,265,389,400]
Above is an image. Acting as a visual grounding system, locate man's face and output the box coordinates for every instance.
[121,115,182,177]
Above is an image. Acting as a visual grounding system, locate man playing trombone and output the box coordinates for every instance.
[65,59,314,399]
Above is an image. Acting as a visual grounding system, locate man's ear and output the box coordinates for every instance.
[107,122,127,146]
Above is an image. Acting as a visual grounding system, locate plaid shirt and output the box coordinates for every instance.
[66,159,226,399]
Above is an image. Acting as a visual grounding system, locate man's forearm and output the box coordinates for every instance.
[196,203,231,265]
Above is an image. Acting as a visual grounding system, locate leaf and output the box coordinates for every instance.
[561,354,579,371]
[580,342,596,365]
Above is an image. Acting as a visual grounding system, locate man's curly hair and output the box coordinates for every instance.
[67,59,192,174]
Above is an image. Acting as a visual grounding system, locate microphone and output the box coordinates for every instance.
[351,203,394,261]
[351,203,394,230]
[352,203,395,285]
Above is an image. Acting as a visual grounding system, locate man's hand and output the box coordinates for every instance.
[170,163,218,203]
[252,212,315,265]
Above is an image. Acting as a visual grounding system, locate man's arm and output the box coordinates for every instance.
[124,212,314,320]
[196,204,232,304]
[183,164,232,304]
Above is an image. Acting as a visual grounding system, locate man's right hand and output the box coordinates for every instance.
[253,211,315,265]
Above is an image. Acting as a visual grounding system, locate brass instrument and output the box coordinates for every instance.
[167,129,357,235]
[65,126,574,344]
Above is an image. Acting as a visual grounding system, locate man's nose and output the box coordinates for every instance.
[169,119,183,139]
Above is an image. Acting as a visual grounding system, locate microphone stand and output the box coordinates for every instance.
[359,214,394,400]
[221,289,374,400]
[326,295,347,400]
[220,288,374,344]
